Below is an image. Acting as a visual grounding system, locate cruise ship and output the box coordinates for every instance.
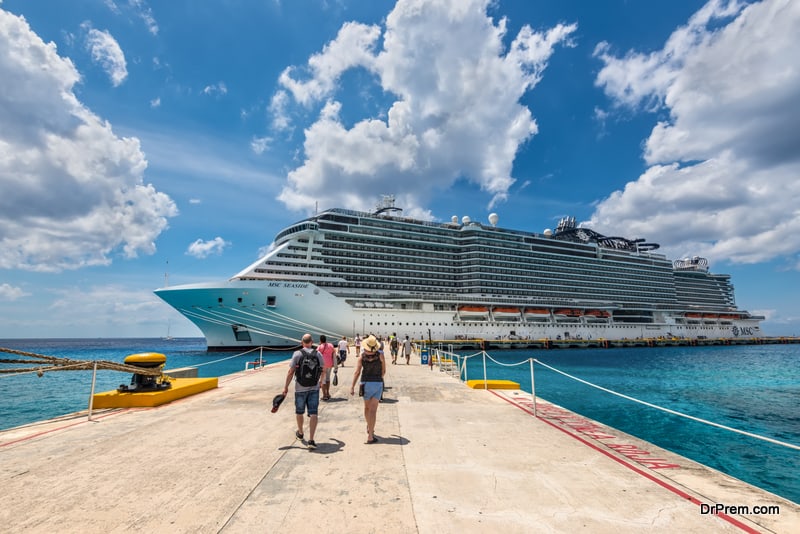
[155,196,763,349]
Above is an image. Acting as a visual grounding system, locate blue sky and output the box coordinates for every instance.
[1,0,798,339]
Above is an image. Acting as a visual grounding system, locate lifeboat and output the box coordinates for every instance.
[524,308,550,321]
[492,307,521,320]
[554,309,582,319]
[702,313,719,322]
[685,312,702,319]
[584,310,611,320]
[458,305,489,320]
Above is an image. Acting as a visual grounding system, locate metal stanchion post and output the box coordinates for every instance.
[482,351,487,390]
[87,361,98,422]
[530,358,536,417]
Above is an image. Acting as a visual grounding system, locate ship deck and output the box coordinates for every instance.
[431,335,800,350]
[1,351,796,533]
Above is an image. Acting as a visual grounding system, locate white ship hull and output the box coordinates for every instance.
[156,279,763,350]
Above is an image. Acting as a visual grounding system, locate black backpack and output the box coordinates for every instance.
[295,349,322,387]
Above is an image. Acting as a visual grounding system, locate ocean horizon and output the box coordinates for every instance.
[1,338,798,505]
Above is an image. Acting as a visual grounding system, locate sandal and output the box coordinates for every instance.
[365,436,379,444]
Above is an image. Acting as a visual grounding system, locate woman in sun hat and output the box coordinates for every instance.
[350,334,385,444]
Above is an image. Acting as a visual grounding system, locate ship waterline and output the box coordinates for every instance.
[155,198,763,349]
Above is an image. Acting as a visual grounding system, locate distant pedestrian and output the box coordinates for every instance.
[402,335,413,365]
[354,334,362,355]
[282,333,324,450]
[317,334,337,401]
[337,336,349,367]
[389,334,399,364]
[350,335,385,444]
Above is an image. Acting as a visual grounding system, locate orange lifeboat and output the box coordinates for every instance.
[458,305,489,320]
[524,308,550,315]
[584,310,610,320]
[554,309,582,319]
[524,308,550,321]
[492,307,521,320]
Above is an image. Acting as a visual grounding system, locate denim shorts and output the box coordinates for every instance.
[294,389,320,415]
[361,381,383,400]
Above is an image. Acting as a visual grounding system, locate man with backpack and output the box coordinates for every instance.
[282,333,324,450]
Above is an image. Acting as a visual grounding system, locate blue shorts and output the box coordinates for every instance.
[361,382,383,400]
[294,389,320,416]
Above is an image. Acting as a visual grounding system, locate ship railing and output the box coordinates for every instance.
[429,349,800,452]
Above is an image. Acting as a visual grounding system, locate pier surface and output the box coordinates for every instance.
[1,353,797,533]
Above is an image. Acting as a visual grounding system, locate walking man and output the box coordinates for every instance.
[402,335,413,365]
[337,335,349,367]
[282,334,324,449]
[389,334,399,364]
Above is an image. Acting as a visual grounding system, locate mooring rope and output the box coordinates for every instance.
[0,345,284,377]
[532,358,800,451]
[0,347,162,377]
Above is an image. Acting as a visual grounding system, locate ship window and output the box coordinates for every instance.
[267,296,277,307]
[232,324,252,342]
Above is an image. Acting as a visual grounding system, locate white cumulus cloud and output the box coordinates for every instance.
[0,283,29,301]
[85,26,128,86]
[186,237,229,259]
[0,9,177,272]
[590,0,800,268]
[272,0,576,214]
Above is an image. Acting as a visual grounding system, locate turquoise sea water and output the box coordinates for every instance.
[1,339,798,504]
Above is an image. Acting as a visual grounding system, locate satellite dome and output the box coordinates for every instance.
[451,216,458,224]
[543,229,553,236]
[488,213,498,226]
[461,216,471,224]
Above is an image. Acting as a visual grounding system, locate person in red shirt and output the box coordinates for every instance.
[317,334,337,401]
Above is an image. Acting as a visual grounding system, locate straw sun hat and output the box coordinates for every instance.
[362,335,380,351]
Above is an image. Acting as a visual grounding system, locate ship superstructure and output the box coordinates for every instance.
[155,197,762,348]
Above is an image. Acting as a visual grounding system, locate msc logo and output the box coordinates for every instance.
[732,326,754,336]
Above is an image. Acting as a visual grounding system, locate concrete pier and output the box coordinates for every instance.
[1,352,797,533]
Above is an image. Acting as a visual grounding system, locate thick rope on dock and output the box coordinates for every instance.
[0,347,162,377]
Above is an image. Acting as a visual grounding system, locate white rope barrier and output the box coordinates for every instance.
[190,346,266,369]
[440,350,800,450]
[534,358,800,451]
[484,351,530,367]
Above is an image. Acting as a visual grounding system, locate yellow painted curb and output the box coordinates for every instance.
[466,379,520,390]
[92,377,218,408]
